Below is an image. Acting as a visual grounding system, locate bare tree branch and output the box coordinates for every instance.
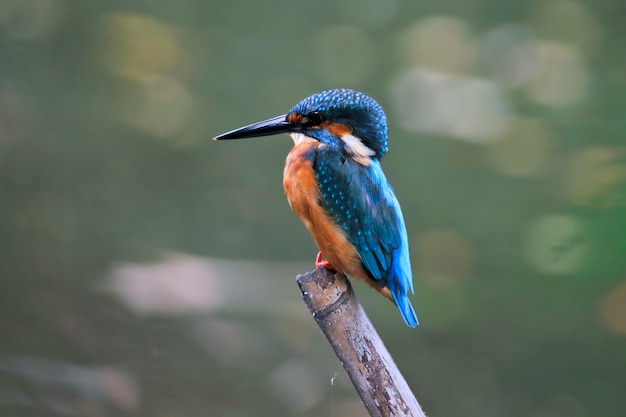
[296,268,427,417]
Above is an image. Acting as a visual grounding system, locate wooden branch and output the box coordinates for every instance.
[296,268,427,417]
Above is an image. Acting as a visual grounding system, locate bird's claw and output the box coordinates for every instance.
[315,251,336,270]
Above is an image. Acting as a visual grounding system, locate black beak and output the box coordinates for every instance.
[213,114,292,140]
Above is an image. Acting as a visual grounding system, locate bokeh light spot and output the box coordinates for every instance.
[105,254,224,315]
[486,116,552,178]
[526,41,589,107]
[481,23,543,89]
[598,281,626,336]
[96,13,187,78]
[566,147,626,207]
[524,214,587,275]
[398,16,475,73]
[390,69,511,143]
[530,0,603,59]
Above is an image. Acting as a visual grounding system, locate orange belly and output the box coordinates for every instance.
[283,142,392,300]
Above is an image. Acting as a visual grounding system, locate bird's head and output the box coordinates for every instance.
[214,89,389,166]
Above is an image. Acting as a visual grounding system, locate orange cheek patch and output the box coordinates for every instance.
[321,122,351,137]
[287,113,302,124]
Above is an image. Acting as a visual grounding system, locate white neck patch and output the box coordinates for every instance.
[341,133,376,166]
[290,132,375,166]
[290,132,317,146]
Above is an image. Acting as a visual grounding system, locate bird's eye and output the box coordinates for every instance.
[302,111,322,127]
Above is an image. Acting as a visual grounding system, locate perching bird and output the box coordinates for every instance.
[214,89,418,327]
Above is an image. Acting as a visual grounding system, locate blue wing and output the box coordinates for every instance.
[314,151,418,326]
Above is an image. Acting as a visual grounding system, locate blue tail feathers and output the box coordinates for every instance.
[391,291,419,327]
[387,245,418,327]
[387,261,418,326]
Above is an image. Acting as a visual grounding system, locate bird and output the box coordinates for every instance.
[214,89,418,327]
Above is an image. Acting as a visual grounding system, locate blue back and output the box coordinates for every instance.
[314,146,418,326]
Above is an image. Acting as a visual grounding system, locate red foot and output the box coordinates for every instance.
[315,251,336,270]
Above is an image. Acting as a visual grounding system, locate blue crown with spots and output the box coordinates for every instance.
[290,89,389,158]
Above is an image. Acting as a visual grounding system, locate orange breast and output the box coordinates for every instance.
[283,142,392,299]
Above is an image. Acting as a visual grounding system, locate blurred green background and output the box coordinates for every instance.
[1,0,625,416]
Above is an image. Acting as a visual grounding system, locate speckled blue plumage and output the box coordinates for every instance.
[314,146,417,327]
[294,89,418,327]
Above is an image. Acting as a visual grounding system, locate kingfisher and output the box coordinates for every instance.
[214,89,418,327]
